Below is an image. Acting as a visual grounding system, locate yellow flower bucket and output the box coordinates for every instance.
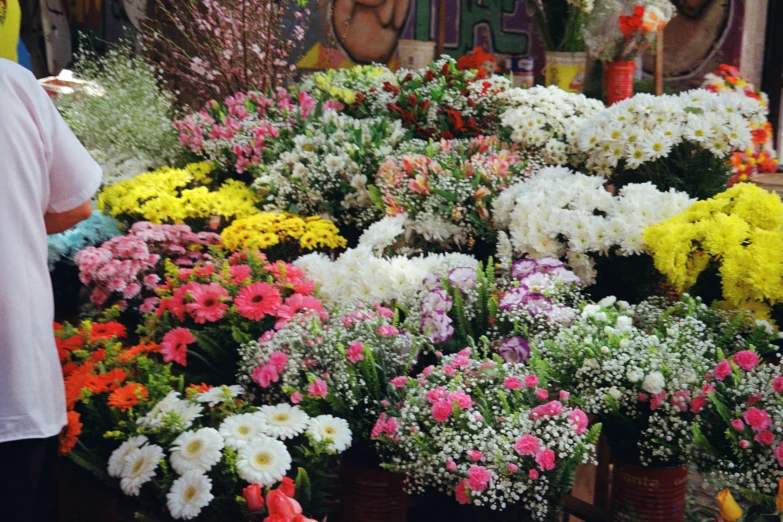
[544,51,587,93]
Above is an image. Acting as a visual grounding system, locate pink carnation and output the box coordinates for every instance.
[754,430,775,446]
[466,466,492,493]
[773,376,783,393]
[559,391,571,401]
[346,341,365,364]
[524,375,539,388]
[425,387,448,404]
[390,376,409,389]
[743,407,772,432]
[290,391,302,404]
[508,463,518,473]
[371,414,388,439]
[446,460,457,472]
[308,379,328,398]
[268,351,288,373]
[422,365,435,377]
[530,400,563,419]
[731,419,745,432]
[536,388,549,400]
[514,434,541,456]
[535,448,556,471]
[732,351,759,371]
[689,394,707,414]
[432,400,452,423]
[376,325,400,337]
[713,360,732,381]
[775,442,783,466]
[455,480,470,504]
[504,376,523,390]
[449,390,473,410]
[739,440,751,449]
[529,469,539,480]
[568,409,589,435]
[252,364,280,388]
[468,450,483,462]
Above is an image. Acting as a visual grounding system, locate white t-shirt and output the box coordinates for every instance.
[0,59,102,443]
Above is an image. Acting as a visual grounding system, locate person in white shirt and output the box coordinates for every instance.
[0,57,102,521]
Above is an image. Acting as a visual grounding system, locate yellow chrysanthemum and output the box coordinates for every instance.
[220,213,346,252]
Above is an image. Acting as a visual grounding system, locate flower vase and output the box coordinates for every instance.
[340,460,407,522]
[603,61,636,105]
[544,51,587,93]
[611,459,688,522]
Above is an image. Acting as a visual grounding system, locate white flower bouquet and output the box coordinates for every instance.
[492,166,694,285]
[539,296,722,467]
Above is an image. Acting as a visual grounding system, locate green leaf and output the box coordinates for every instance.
[295,467,312,504]
[707,392,733,424]
[431,188,458,202]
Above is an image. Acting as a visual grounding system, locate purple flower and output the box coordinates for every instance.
[497,337,530,364]
[523,293,552,316]
[519,272,553,292]
[448,267,478,291]
[421,273,442,289]
[498,286,529,310]
[537,258,564,273]
[421,287,453,314]
[421,311,454,344]
[511,259,539,280]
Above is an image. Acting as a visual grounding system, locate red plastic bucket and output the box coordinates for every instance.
[604,61,636,105]
[611,460,688,522]
[340,462,407,522]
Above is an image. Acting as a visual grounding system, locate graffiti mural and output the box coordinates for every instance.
[333,0,410,63]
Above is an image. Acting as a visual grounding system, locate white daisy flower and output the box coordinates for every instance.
[137,391,203,430]
[166,470,214,520]
[257,404,310,440]
[120,444,164,496]
[236,436,292,486]
[195,385,243,407]
[219,413,267,450]
[108,435,148,478]
[169,428,224,475]
[307,415,352,453]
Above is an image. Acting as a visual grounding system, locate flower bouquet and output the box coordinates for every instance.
[523,0,594,53]
[386,57,510,140]
[142,250,322,384]
[576,90,766,199]
[255,108,405,226]
[97,162,260,230]
[703,64,779,186]
[371,138,537,250]
[372,349,600,521]
[74,222,221,317]
[293,215,480,307]
[581,0,675,103]
[404,258,582,359]
[492,166,694,291]
[298,64,397,118]
[238,301,421,457]
[694,354,783,521]
[498,86,604,165]
[644,183,783,325]
[56,321,344,520]
[219,213,347,262]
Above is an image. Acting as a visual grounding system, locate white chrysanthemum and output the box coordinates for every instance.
[357,214,407,253]
[169,428,224,474]
[257,404,309,440]
[120,444,164,496]
[166,470,214,520]
[236,436,292,486]
[137,391,203,430]
[219,413,267,450]
[307,415,352,453]
[108,435,148,478]
[196,385,243,407]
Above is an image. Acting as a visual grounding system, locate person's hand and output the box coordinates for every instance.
[44,199,93,234]
[333,0,410,63]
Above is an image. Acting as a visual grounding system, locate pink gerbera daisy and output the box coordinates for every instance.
[234,282,282,321]
[161,327,196,366]
[275,294,326,328]
[185,283,230,323]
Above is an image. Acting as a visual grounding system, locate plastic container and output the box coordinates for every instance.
[544,51,587,93]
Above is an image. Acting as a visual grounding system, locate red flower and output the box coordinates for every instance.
[447,110,465,132]
[107,383,148,412]
[278,477,296,498]
[264,489,316,522]
[89,322,127,340]
[59,410,82,455]
[235,282,282,321]
[243,484,265,512]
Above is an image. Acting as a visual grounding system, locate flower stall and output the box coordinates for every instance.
[40,19,783,522]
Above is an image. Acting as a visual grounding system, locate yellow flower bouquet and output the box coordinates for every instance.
[97,162,260,230]
[644,183,783,321]
[220,213,346,260]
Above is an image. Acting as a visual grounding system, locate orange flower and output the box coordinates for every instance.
[186,382,213,397]
[85,368,127,394]
[89,322,127,341]
[107,383,148,412]
[59,410,83,455]
[117,342,161,363]
[88,349,106,364]
[64,363,94,409]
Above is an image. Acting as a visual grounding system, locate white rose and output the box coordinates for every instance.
[598,296,617,307]
[615,316,633,332]
[608,387,622,400]
[642,371,665,395]
[619,338,631,349]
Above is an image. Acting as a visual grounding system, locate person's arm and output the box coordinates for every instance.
[44,199,92,234]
